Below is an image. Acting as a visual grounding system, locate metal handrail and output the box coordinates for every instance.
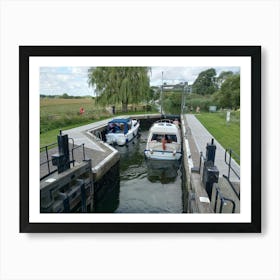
[225,148,240,180]
[71,144,86,167]
[40,138,85,180]
[224,148,240,200]
[214,185,236,213]
[40,142,57,179]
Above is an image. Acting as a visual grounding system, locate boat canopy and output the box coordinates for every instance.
[109,118,131,124]
[108,118,131,134]
[150,123,179,134]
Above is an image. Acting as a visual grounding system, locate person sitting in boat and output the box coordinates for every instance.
[162,135,167,150]
[108,123,115,133]
[114,124,121,132]
[108,123,120,133]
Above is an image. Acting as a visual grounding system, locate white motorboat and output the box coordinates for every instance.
[144,119,182,160]
[105,117,140,146]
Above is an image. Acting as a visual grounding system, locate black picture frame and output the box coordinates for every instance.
[20,46,261,233]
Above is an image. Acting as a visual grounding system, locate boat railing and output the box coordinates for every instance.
[144,148,182,155]
[155,119,173,124]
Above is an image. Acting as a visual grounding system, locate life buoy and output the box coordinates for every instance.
[162,137,166,150]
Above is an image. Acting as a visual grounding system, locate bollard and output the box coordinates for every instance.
[206,138,216,164]
[51,130,70,173]
[202,139,219,200]
[202,161,219,200]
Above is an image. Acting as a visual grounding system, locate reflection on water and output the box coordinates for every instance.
[94,130,183,213]
[94,161,120,213]
[146,159,181,184]
[115,131,183,213]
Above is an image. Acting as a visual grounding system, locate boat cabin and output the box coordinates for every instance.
[107,118,132,134]
[151,133,178,143]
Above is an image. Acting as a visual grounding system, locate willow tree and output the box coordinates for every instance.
[88,67,150,112]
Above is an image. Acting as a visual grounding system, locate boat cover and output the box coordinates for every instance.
[108,118,131,134]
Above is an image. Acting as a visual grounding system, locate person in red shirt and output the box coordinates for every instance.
[79,107,85,114]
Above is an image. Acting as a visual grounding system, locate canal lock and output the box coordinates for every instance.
[93,116,188,213]
[40,115,188,213]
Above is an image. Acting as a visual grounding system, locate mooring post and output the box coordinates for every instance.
[202,139,219,200]
[52,131,71,173]
[206,138,217,164]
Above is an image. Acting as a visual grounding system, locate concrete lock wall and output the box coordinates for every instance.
[180,114,213,213]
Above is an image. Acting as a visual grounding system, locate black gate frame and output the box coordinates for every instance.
[20,45,261,233]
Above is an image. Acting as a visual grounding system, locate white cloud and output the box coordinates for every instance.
[40,66,239,96]
[40,67,92,96]
[150,66,240,86]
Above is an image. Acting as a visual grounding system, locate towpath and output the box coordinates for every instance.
[184,114,240,183]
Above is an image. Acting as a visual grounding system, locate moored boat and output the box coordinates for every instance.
[144,119,182,160]
[106,118,140,146]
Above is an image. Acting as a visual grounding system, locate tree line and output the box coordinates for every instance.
[87,67,240,113]
[191,68,240,109]
[40,93,91,99]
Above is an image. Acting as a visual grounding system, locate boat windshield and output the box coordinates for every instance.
[151,134,177,143]
[108,122,127,134]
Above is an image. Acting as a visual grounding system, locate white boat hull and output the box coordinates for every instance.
[144,119,182,161]
[144,149,181,160]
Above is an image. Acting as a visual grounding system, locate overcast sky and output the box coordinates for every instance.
[40,66,240,96]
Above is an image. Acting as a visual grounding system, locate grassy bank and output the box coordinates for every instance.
[40,98,157,147]
[40,98,110,134]
[195,111,240,162]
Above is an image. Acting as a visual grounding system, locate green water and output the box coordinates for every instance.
[113,130,183,213]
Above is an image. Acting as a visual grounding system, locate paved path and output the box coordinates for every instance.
[184,114,240,182]
[64,119,111,151]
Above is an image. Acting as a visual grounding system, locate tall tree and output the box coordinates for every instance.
[216,71,234,88]
[192,68,217,95]
[88,67,150,112]
[214,73,240,109]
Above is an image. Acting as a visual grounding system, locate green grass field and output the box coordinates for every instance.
[195,111,240,161]
[40,98,157,147]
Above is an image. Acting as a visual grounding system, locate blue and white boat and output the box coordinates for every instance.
[144,119,182,160]
[106,118,140,146]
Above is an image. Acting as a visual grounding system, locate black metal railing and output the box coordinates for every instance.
[225,148,240,180]
[195,149,238,213]
[224,148,240,199]
[40,138,86,180]
[213,184,236,213]
[71,143,86,167]
[40,142,58,180]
